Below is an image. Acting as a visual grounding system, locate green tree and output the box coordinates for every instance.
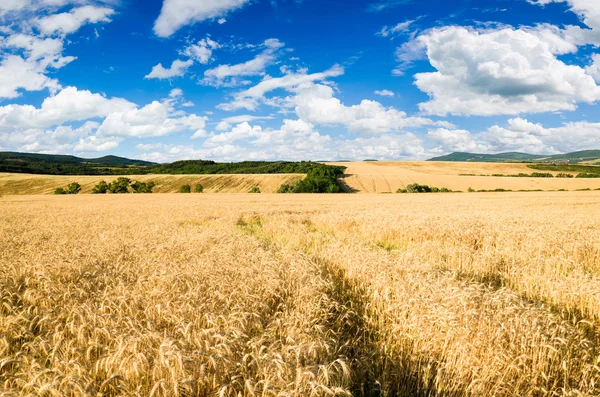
[194,184,204,193]
[131,181,156,193]
[92,181,110,194]
[54,187,66,195]
[109,177,131,193]
[179,184,191,193]
[66,182,81,194]
[249,186,261,193]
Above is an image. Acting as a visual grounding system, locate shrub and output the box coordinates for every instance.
[468,187,475,192]
[109,177,131,193]
[576,173,600,178]
[530,172,554,178]
[131,181,156,193]
[92,181,109,194]
[397,184,453,193]
[54,182,81,195]
[556,173,574,178]
[179,184,191,193]
[277,184,293,193]
[249,186,261,193]
[66,182,81,194]
[194,184,204,193]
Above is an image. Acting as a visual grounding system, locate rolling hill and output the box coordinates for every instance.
[428,150,600,164]
[0,151,156,166]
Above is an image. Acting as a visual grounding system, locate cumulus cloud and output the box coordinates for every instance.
[411,26,600,116]
[293,83,444,135]
[530,0,600,45]
[145,59,193,79]
[202,39,284,87]
[0,121,122,153]
[587,54,600,81]
[0,86,135,129]
[0,87,210,153]
[430,118,600,155]
[374,89,395,97]
[181,36,220,64]
[0,34,78,98]
[153,0,251,37]
[96,100,208,138]
[0,2,116,98]
[35,5,115,36]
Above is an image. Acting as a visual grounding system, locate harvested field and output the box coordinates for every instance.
[1,192,600,396]
[0,173,305,195]
[333,162,600,193]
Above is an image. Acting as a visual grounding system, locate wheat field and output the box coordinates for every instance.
[332,162,600,193]
[0,173,305,195]
[1,192,600,396]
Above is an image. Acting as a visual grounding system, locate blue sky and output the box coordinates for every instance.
[1,0,600,162]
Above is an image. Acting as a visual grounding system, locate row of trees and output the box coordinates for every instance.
[92,178,156,194]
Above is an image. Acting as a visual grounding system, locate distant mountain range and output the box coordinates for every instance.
[0,152,156,166]
[428,150,600,164]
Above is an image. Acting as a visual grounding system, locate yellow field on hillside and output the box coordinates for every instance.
[333,162,600,193]
[0,173,305,195]
[2,193,600,396]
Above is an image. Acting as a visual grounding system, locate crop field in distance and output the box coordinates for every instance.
[332,162,600,193]
[2,161,600,196]
[2,192,600,396]
[0,173,305,195]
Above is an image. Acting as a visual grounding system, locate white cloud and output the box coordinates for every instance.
[218,18,226,24]
[0,121,121,153]
[368,0,412,12]
[218,64,344,111]
[0,55,62,99]
[181,36,220,64]
[427,128,490,153]
[35,5,115,36]
[215,121,231,131]
[204,121,263,146]
[374,89,395,97]
[530,0,600,45]
[293,83,443,135]
[430,117,600,155]
[222,114,274,123]
[153,0,251,37]
[377,19,417,37]
[145,59,193,79]
[0,86,135,130]
[202,39,284,87]
[0,33,80,98]
[0,0,29,15]
[412,26,600,116]
[587,54,600,81]
[96,100,208,138]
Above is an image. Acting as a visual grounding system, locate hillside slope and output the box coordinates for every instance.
[0,173,305,195]
[429,150,600,164]
[333,162,600,193]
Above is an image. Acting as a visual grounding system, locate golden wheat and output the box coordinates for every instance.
[1,192,600,396]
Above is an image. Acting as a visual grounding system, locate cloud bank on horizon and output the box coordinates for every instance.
[1,0,600,162]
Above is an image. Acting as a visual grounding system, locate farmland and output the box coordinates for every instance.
[2,160,600,196]
[333,162,600,193]
[2,192,600,396]
[0,173,305,195]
